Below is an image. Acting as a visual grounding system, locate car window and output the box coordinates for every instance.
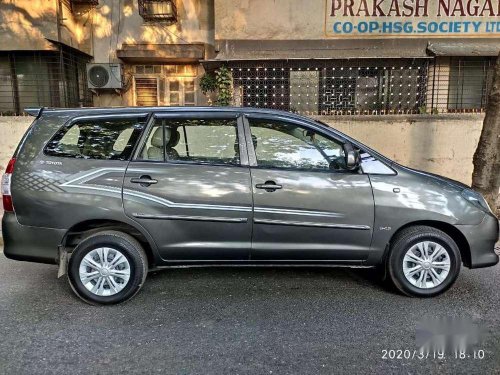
[248,119,346,171]
[45,117,147,160]
[360,152,395,174]
[139,117,240,165]
[113,128,134,152]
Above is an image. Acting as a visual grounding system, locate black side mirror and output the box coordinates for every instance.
[343,142,361,171]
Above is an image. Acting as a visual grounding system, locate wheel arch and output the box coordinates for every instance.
[61,219,159,267]
[384,220,471,268]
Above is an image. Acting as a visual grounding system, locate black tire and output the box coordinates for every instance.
[68,230,148,305]
[387,226,461,297]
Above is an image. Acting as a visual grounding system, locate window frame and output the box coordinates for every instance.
[133,111,249,168]
[43,113,150,161]
[166,77,197,106]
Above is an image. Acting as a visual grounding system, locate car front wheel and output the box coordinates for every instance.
[387,226,461,297]
[68,230,148,305]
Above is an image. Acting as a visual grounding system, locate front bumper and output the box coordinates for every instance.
[457,214,499,269]
[2,212,65,265]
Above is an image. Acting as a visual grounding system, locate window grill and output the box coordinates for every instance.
[134,77,159,106]
[228,57,494,116]
[0,48,92,115]
[229,59,429,116]
[71,0,99,5]
[138,0,177,23]
[427,57,495,114]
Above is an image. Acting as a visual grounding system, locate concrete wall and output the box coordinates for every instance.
[215,0,325,40]
[91,0,214,107]
[315,114,483,185]
[0,114,483,185]
[0,0,91,53]
[0,116,32,174]
[93,0,214,63]
[0,116,32,221]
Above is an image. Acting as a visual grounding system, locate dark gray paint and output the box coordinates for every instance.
[123,162,253,261]
[2,106,498,270]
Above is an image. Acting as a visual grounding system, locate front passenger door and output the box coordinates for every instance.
[246,116,374,261]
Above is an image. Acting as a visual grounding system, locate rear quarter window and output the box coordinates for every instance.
[44,116,147,160]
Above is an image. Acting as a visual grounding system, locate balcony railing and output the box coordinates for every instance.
[138,0,177,24]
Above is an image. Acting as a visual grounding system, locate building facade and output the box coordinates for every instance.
[0,0,214,113]
[211,0,499,115]
[0,0,498,115]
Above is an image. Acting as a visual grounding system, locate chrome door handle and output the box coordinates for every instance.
[256,181,282,192]
[130,175,158,186]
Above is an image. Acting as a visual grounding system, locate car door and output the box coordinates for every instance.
[123,112,253,261]
[244,114,374,261]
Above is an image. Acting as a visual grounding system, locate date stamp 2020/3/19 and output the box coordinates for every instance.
[381,348,486,360]
[381,316,488,361]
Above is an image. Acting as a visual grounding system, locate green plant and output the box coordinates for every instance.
[199,73,216,95]
[215,66,233,106]
[418,106,428,114]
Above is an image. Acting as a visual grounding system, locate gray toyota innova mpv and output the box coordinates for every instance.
[2,107,498,304]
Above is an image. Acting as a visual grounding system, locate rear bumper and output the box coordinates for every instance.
[457,214,499,269]
[2,212,65,265]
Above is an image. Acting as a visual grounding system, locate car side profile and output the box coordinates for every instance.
[2,106,498,304]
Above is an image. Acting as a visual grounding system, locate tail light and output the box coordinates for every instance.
[1,158,16,212]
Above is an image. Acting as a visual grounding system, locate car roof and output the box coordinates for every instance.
[27,106,315,123]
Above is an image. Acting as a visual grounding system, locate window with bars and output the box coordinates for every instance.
[70,0,99,5]
[0,50,91,115]
[426,57,495,113]
[138,0,177,23]
[229,59,429,116]
[448,57,494,112]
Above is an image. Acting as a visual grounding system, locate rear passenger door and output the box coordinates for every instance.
[123,112,253,261]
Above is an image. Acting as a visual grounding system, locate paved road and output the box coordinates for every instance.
[0,247,499,375]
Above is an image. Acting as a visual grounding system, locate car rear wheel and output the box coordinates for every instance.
[387,226,461,297]
[68,230,148,305]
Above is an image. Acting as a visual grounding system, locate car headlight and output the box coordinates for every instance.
[461,189,492,213]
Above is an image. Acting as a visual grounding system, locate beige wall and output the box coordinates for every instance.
[215,0,325,40]
[315,114,483,185]
[93,0,214,63]
[0,1,214,107]
[0,0,91,53]
[91,0,214,107]
[215,0,500,41]
[0,116,32,174]
[0,114,483,185]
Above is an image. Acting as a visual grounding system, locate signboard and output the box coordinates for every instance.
[325,0,500,38]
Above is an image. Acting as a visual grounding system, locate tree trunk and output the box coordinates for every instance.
[472,53,500,216]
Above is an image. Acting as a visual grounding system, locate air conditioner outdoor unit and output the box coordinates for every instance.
[86,63,123,89]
